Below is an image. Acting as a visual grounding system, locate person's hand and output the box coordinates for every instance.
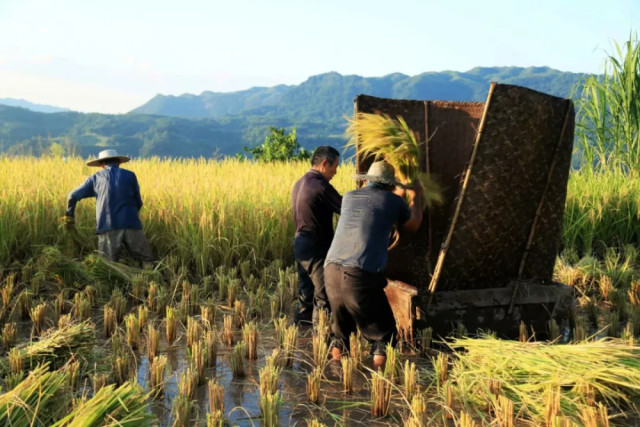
[406,181,424,200]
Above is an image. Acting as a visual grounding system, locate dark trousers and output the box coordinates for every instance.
[293,235,330,325]
[324,263,397,355]
[98,229,154,264]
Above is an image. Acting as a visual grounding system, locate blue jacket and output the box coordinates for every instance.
[66,164,144,234]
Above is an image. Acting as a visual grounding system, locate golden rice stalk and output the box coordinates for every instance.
[370,370,392,417]
[242,321,258,360]
[205,329,218,367]
[407,394,427,427]
[1,277,14,309]
[29,302,47,336]
[519,321,529,342]
[2,322,16,351]
[229,341,246,377]
[434,352,449,389]
[201,303,216,330]
[63,358,80,390]
[349,332,362,368]
[165,306,177,344]
[18,290,32,320]
[147,324,159,362]
[544,383,562,426]
[312,333,328,367]
[383,343,399,381]
[223,314,234,347]
[186,316,201,349]
[234,299,246,328]
[260,351,282,396]
[403,360,418,401]
[458,411,478,427]
[58,314,72,328]
[178,366,198,399]
[208,379,225,413]
[345,112,442,207]
[125,314,139,349]
[137,305,148,330]
[282,324,298,367]
[91,372,108,392]
[149,355,167,395]
[103,305,117,338]
[494,395,514,427]
[190,340,206,385]
[172,394,192,427]
[342,356,353,394]
[306,366,322,404]
[147,281,157,311]
[207,410,225,427]
[316,309,329,342]
[9,347,22,374]
[259,391,282,427]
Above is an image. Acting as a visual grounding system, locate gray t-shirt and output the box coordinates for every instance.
[325,185,411,273]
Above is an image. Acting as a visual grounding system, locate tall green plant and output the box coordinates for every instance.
[576,33,640,172]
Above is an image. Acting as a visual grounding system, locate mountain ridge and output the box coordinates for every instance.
[0,66,589,158]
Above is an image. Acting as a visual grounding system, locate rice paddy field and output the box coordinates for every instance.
[1,156,640,426]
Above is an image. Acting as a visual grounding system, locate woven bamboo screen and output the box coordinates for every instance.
[354,83,574,292]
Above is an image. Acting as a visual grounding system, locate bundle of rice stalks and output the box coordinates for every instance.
[448,336,640,424]
[6,320,95,370]
[51,381,156,426]
[346,112,442,207]
[0,364,67,426]
[34,246,91,288]
[84,254,160,290]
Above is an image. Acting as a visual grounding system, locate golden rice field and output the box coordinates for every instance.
[0,156,640,426]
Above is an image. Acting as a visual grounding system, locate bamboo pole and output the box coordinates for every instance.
[427,83,496,298]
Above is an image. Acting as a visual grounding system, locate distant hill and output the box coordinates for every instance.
[0,67,588,158]
[132,66,587,123]
[0,98,70,113]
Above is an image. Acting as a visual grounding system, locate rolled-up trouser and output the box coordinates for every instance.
[98,229,154,264]
[324,263,397,356]
[293,235,330,324]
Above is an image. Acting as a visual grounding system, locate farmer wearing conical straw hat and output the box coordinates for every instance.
[291,146,342,326]
[63,149,154,267]
[324,160,423,369]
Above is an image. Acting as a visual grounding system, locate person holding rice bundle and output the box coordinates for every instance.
[291,146,342,326]
[324,160,423,369]
[64,149,154,267]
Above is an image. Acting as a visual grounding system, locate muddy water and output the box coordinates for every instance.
[131,324,422,426]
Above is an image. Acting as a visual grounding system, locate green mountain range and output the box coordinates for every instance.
[0,67,588,158]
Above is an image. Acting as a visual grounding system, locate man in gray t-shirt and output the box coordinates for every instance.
[324,161,423,369]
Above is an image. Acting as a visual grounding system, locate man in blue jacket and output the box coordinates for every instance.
[65,149,153,266]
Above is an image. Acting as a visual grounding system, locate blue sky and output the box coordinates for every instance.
[0,0,637,113]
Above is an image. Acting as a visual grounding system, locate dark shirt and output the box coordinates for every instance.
[291,169,342,250]
[66,164,144,234]
[325,184,410,273]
